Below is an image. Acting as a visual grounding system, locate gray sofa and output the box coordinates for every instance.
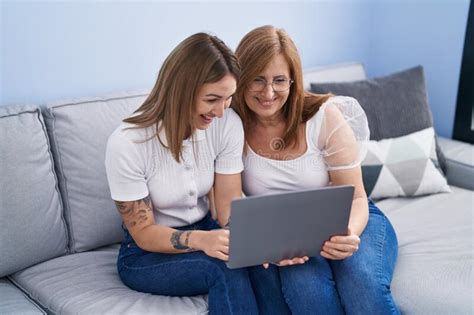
[1,63,472,314]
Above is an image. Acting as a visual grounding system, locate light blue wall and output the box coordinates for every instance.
[0,1,372,106]
[367,0,470,137]
[1,0,470,137]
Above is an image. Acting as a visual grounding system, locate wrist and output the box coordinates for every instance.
[188,230,205,251]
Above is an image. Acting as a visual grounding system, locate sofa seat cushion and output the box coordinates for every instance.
[377,186,473,314]
[10,245,208,315]
[0,278,46,314]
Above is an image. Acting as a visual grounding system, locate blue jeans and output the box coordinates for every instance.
[248,200,400,315]
[117,212,258,315]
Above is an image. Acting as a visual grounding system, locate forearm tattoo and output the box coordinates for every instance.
[114,196,152,229]
[170,230,193,251]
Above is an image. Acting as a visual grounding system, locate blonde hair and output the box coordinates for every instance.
[124,33,240,162]
[232,25,330,148]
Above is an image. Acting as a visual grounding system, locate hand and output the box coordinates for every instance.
[193,229,230,261]
[262,256,309,269]
[321,227,360,260]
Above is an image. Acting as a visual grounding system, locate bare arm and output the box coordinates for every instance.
[329,167,368,236]
[114,196,229,260]
[213,173,242,228]
[322,105,369,236]
[320,104,368,260]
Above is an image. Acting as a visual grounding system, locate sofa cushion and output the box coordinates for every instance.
[310,66,447,174]
[0,278,46,314]
[0,105,68,277]
[377,186,473,314]
[10,244,208,314]
[42,91,148,253]
[302,62,366,90]
[362,127,450,198]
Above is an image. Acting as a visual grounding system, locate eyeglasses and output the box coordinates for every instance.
[248,78,294,92]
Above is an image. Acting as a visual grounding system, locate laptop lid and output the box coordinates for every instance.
[227,185,354,269]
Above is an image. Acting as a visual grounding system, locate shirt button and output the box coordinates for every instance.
[185,165,192,171]
[189,191,195,196]
[189,206,193,209]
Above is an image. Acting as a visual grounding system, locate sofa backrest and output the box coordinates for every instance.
[0,105,68,277]
[42,91,148,253]
[302,62,367,90]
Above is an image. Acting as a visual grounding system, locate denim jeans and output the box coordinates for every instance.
[117,212,258,315]
[248,199,400,315]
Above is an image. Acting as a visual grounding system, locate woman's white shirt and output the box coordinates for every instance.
[105,109,244,228]
[243,96,369,196]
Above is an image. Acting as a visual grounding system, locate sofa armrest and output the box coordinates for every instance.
[437,137,474,190]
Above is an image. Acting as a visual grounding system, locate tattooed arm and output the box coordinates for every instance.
[114,196,230,260]
[213,173,242,228]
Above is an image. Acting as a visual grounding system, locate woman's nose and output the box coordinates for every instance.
[262,83,275,98]
[212,101,225,118]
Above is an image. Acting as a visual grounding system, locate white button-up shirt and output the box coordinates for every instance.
[106,109,244,227]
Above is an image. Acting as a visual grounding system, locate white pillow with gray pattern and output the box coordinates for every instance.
[362,127,451,199]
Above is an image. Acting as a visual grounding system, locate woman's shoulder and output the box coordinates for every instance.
[210,108,243,132]
[223,108,242,124]
[322,95,361,109]
[312,95,364,121]
[108,122,156,149]
[307,95,368,144]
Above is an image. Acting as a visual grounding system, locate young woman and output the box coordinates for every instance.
[231,25,400,314]
[105,33,257,315]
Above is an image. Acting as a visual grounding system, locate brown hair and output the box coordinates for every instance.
[124,33,240,162]
[232,25,330,148]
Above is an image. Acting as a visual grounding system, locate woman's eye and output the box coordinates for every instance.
[206,99,218,104]
[254,78,265,83]
[275,78,287,83]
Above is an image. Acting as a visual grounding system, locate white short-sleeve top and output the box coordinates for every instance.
[105,108,244,227]
[243,96,369,196]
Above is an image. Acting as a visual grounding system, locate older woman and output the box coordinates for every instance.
[230,25,400,315]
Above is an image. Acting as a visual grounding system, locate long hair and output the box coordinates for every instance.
[232,25,330,148]
[124,33,240,162]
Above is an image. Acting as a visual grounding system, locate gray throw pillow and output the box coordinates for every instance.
[310,65,446,174]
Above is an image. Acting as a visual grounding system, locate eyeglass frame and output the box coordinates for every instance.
[247,77,295,92]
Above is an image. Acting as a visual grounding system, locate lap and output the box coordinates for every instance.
[329,201,398,284]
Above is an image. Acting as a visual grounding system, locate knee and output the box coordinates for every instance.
[280,261,337,302]
[337,267,397,314]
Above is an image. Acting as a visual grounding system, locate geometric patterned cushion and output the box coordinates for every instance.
[362,127,451,199]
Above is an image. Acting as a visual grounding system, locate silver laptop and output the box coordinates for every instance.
[227,185,354,269]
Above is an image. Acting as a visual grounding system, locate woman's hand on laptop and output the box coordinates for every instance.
[320,227,360,260]
[193,229,230,261]
[262,256,309,269]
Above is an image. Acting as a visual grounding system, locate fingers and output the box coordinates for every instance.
[216,229,230,245]
[276,256,309,266]
[321,250,344,260]
[217,244,229,255]
[324,241,359,253]
[320,246,353,260]
[330,234,360,245]
[262,256,309,268]
[213,251,229,262]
